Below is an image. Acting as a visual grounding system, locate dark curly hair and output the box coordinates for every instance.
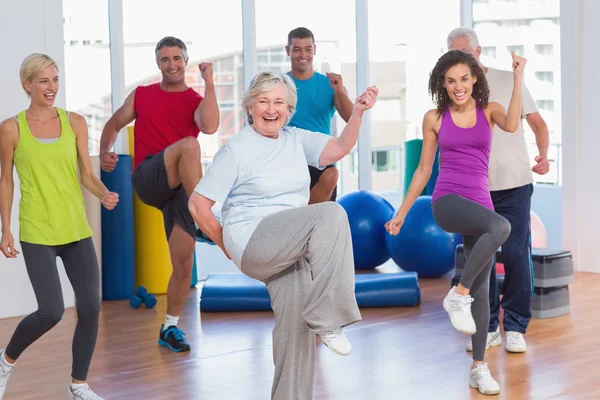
[428,50,490,116]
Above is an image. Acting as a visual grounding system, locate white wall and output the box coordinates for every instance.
[0,0,76,319]
[560,0,600,273]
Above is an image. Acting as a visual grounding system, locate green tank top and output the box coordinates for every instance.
[13,108,93,245]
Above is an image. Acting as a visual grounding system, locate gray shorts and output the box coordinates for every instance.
[131,150,195,240]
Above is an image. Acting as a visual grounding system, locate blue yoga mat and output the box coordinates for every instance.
[101,154,135,300]
[200,272,421,312]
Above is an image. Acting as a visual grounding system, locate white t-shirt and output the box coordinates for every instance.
[486,67,539,191]
[194,125,332,267]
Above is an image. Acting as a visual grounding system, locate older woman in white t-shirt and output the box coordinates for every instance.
[189,71,377,400]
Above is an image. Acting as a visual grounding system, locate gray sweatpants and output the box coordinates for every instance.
[432,194,510,361]
[241,202,362,400]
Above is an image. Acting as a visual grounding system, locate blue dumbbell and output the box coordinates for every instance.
[130,286,157,309]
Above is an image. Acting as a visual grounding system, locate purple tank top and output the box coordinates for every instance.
[431,106,494,210]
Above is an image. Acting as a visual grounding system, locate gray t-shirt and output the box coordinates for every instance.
[486,67,539,191]
[194,125,331,267]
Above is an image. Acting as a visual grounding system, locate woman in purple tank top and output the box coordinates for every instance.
[385,50,527,396]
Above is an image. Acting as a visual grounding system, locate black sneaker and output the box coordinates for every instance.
[158,325,191,352]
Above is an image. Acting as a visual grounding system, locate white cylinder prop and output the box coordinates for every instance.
[81,156,103,299]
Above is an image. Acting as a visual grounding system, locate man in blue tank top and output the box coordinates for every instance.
[286,27,353,203]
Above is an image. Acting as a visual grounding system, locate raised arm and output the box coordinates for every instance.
[194,63,219,134]
[326,72,353,123]
[72,112,119,210]
[490,52,526,133]
[386,110,439,235]
[188,193,229,259]
[319,86,378,166]
[0,119,20,258]
[99,90,137,172]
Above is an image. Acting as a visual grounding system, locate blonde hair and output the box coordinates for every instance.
[242,72,297,125]
[20,53,59,96]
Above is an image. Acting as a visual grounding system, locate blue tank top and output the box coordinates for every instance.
[431,106,494,210]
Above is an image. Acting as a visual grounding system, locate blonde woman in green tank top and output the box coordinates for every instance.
[0,54,119,400]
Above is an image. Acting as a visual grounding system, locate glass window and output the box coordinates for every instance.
[507,44,525,56]
[62,0,111,155]
[256,0,357,195]
[474,0,561,185]
[482,46,497,58]
[121,0,243,168]
[535,71,554,84]
[368,0,461,193]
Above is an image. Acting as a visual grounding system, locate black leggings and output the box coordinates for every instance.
[5,237,100,381]
[432,194,510,361]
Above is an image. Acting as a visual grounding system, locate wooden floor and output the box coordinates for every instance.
[1,270,599,400]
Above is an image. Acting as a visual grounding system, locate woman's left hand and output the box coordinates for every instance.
[353,86,379,112]
[101,191,119,210]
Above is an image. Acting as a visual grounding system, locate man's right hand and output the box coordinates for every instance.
[100,151,119,172]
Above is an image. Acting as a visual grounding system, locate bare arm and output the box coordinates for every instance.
[99,90,136,171]
[188,192,229,258]
[526,112,551,175]
[333,88,353,123]
[326,72,353,123]
[490,53,526,133]
[319,86,378,166]
[73,113,120,210]
[527,112,549,158]
[73,113,108,198]
[0,119,19,257]
[396,111,439,219]
[194,63,220,134]
[489,76,521,133]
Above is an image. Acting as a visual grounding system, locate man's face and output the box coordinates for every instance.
[286,37,315,73]
[157,46,188,85]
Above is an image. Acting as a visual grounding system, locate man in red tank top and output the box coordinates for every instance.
[99,36,219,353]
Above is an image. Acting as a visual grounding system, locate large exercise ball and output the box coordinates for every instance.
[530,210,547,248]
[338,191,395,270]
[385,196,462,278]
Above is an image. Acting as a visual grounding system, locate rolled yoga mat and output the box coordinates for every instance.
[128,127,199,294]
[81,156,103,299]
[200,272,421,312]
[100,154,135,300]
[404,139,425,196]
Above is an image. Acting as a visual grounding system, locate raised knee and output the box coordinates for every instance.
[320,167,339,189]
[322,202,348,225]
[494,218,511,244]
[180,137,200,157]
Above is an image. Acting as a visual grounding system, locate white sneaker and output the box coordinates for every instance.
[318,327,352,356]
[443,287,476,335]
[69,383,105,400]
[0,349,15,400]
[470,362,501,395]
[505,331,527,353]
[466,327,503,352]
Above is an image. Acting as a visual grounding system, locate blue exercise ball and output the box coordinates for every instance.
[385,196,462,278]
[338,191,395,270]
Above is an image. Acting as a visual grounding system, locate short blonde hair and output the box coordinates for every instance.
[20,53,59,96]
[242,72,297,125]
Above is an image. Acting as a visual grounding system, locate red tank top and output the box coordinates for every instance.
[133,83,203,169]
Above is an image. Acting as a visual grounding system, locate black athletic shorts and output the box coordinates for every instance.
[131,149,195,240]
